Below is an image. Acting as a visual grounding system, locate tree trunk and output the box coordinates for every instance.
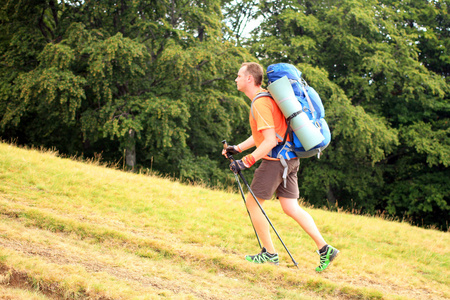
[327,185,337,207]
[125,129,136,172]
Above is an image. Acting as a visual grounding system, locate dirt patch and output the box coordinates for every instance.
[0,263,70,300]
[0,237,220,299]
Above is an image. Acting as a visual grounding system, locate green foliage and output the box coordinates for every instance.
[0,0,251,185]
[403,122,450,168]
[244,0,449,229]
[179,152,235,188]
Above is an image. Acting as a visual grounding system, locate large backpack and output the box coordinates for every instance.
[251,63,331,161]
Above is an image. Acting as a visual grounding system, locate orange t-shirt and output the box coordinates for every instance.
[250,92,288,158]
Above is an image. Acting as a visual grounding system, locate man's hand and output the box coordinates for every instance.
[222,145,241,158]
[229,154,256,174]
[230,159,248,173]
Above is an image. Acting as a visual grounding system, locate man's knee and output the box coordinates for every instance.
[280,198,300,217]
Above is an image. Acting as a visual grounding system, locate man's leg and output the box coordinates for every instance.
[245,193,276,253]
[278,197,326,249]
[279,197,339,272]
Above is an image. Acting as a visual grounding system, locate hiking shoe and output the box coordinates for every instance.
[315,245,339,272]
[245,247,279,265]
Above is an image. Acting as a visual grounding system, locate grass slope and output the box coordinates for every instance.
[0,142,448,299]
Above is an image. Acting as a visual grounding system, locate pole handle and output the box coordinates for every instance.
[222,140,235,162]
[221,139,228,149]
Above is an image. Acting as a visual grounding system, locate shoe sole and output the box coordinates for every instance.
[329,249,339,263]
[245,256,280,265]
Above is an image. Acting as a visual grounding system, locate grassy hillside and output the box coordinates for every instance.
[0,142,448,300]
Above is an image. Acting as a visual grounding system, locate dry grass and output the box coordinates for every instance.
[0,141,448,299]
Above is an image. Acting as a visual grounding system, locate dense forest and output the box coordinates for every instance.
[0,0,448,230]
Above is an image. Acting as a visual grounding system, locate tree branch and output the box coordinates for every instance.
[38,7,51,41]
[201,77,225,86]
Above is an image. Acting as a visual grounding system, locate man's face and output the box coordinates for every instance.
[235,66,250,92]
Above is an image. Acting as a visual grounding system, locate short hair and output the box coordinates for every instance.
[241,62,263,86]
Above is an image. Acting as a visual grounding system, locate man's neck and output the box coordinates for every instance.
[244,85,263,100]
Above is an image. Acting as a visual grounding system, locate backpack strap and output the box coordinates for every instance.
[298,78,316,118]
[250,92,272,120]
[251,92,284,142]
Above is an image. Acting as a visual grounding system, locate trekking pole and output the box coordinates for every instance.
[222,140,299,268]
[222,140,261,248]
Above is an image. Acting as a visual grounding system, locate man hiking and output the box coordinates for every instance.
[223,62,339,272]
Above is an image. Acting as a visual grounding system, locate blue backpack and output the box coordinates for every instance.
[251,63,331,161]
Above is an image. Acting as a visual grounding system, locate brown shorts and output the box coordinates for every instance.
[250,159,300,200]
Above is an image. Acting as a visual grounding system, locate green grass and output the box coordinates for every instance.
[0,141,448,299]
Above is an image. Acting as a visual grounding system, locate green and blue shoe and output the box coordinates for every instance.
[245,247,279,265]
[315,245,339,272]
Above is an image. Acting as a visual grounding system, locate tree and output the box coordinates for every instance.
[222,0,259,44]
[240,0,449,229]
[2,0,447,229]
[0,0,252,186]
